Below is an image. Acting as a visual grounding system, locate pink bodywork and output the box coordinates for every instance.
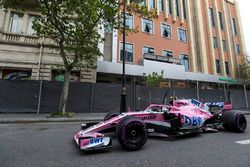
[74,99,231,149]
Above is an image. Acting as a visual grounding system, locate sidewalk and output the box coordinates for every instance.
[0,110,249,124]
[0,113,106,124]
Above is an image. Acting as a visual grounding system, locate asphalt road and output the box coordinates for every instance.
[0,116,250,167]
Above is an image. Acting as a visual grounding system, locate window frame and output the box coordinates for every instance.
[179,53,189,71]
[235,44,240,55]
[216,59,221,74]
[142,18,154,34]
[124,13,134,30]
[174,0,180,17]
[142,45,155,57]
[150,0,156,9]
[222,39,227,52]
[168,0,172,15]
[162,50,173,57]
[161,23,172,39]
[232,18,238,36]
[119,42,134,63]
[225,61,230,75]
[26,15,39,35]
[177,28,188,42]
[158,0,164,12]
[218,11,224,30]
[182,0,187,19]
[9,12,23,33]
[213,37,218,49]
[209,8,215,28]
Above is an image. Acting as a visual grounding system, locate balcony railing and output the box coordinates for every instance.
[0,31,56,46]
[143,53,181,64]
[0,32,39,45]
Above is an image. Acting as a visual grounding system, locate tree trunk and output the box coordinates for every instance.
[59,68,71,115]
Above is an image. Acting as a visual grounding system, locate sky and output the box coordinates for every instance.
[238,0,250,56]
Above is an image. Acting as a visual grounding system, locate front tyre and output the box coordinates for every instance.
[116,116,148,151]
[222,111,247,133]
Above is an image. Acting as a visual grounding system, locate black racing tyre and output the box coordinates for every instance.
[116,116,148,151]
[104,112,120,121]
[222,111,247,133]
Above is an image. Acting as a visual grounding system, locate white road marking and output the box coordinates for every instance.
[236,139,250,145]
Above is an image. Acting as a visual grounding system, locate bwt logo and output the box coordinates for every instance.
[90,138,103,144]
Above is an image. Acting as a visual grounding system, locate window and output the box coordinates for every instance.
[158,0,164,11]
[27,15,37,35]
[235,44,240,55]
[120,43,134,63]
[139,0,146,6]
[209,8,215,27]
[174,0,179,17]
[213,37,218,49]
[104,22,113,33]
[216,60,221,74]
[142,18,153,34]
[232,18,237,36]
[163,50,173,57]
[180,54,189,71]
[222,40,227,52]
[182,0,187,19]
[161,24,172,38]
[143,46,155,56]
[125,13,133,29]
[52,70,80,81]
[178,28,187,42]
[2,69,31,80]
[225,62,230,75]
[150,0,155,9]
[168,0,172,14]
[219,12,224,30]
[9,12,23,33]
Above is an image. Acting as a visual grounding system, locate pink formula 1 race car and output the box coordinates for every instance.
[74,99,247,151]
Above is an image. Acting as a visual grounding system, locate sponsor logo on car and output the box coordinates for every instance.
[90,138,104,144]
[140,115,157,120]
[184,116,203,127]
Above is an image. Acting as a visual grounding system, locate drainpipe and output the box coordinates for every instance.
[37,37,45,114]
[37,37,45,80]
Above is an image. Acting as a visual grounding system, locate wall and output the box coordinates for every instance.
[0,80,247,113]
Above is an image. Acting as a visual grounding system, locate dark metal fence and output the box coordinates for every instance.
[0,80,248,113]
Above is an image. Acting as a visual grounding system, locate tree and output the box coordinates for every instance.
[238,63,250,80]
[1,0,157,115]
[144,71,164,87]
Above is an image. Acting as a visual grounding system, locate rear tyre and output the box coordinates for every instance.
[104,112,120,121]
[222,111,247,133]
[116,116,148,151]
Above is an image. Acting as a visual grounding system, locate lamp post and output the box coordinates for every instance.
[120,0,142,113]
[120,0,127,113]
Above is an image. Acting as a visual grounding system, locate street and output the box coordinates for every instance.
[0,116,250,167]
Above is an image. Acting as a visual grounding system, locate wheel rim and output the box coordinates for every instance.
[238,115,247,131]
[126,124,145,144]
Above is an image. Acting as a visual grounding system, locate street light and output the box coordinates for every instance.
[120,0,143,113]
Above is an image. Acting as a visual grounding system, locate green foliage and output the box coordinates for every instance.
[0,0,158,113]
[238,63,250,80]
[144,71,164,87]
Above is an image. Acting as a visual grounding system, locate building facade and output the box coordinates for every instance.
[98,0,247,86]
[0,0,247,85]
[0,3,96,82]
